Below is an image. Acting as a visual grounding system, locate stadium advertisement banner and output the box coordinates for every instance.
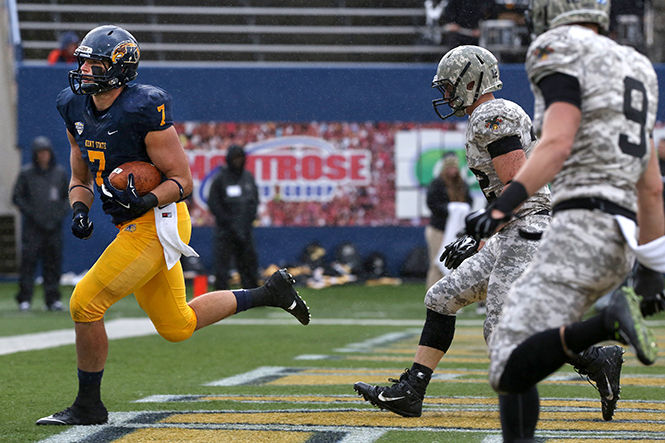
[179,121,471,227]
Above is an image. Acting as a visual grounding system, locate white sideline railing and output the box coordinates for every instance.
[19,21,421,35]
[16,4,425,16]
[22,40,446,54]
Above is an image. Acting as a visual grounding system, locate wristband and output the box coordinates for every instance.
[69,184,94,196]
[143,192,159,209]
[166,178,185,200]
[72,201,89,216]
[493,181,528,214]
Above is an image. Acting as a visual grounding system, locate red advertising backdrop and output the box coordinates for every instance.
[176,121,461,227]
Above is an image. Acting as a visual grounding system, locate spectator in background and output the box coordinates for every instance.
[208,145,260,290]
[423,0,447,44]
[12,136,69,311]
[425,152,472,288]
[485,0,529,62]
[442,0,490,47]
[488,0,529,23]
[47,31,79,65]
[610,0,648,53]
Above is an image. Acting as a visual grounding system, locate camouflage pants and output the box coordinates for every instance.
[488,210,633,391]
[425,213,550,343]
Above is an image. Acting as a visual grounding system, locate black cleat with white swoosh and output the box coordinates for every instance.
[265,268,310,325]
[36,403,108,426]
[572,345,624,421]
[353,369,424,417]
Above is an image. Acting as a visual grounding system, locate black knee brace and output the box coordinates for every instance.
[418,309,456,353]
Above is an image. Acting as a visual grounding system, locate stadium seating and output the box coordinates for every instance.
[16,0,449,63]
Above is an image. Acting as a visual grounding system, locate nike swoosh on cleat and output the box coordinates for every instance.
[603,374,614,400]
[287,300,297,310]
[107,130,118,135]
[377,392,405,402]
[37,416,66,424]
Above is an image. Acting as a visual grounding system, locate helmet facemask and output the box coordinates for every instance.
[69,56,116,95]
[432,65,480,120]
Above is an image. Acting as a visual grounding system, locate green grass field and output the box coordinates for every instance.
[1,281,664,442]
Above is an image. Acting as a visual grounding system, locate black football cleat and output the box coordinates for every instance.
[353,369,424,417]
[36,403,108,425]
[265,268,310,325]
[604,287,657,365]
[573,345,624,421]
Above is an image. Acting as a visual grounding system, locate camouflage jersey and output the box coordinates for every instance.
[466,98,551,219]
[527,25,658,212]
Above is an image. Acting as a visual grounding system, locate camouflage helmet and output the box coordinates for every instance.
[432,45,502,120]
[527,0,611,37]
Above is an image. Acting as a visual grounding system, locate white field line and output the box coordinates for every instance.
[0,318,484,356]
[5,317,663,357]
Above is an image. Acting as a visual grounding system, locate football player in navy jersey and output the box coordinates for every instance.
[37,25,310,426]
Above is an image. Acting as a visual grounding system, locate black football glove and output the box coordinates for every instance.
[633,263,665,317]
[71,201,93,239]
[439,234,479,269]
[102,173,158,219]
[464,203,511,239]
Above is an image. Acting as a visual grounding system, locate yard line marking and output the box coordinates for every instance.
[0,318,477,356]
[37,409,665,442]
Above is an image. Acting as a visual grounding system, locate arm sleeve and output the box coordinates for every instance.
[536,73,582,110]
[487,135,523,159]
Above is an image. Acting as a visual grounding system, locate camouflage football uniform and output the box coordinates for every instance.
[488,25,658,390]
[425,98,551,342]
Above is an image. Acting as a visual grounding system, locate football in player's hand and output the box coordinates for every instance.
[108,161,162,196]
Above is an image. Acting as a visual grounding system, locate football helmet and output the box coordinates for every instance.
[432,45,502,120]
[68,25,140,95]
[526,0,611,38]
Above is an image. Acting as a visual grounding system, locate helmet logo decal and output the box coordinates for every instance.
[75,122,84,135]
[111,41,140,64]
[76,45,92,55]
[484,116,503,131]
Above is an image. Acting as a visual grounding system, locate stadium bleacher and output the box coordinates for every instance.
[16,0,452,63]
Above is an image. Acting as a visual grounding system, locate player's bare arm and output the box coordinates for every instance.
[492,148,526,185]
[486,102,580,220]
[145,126,193,205]
[636,138,665,244]
[67,129,94,208]
[513,102,580,196]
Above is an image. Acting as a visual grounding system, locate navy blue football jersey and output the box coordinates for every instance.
[56,83,173,223]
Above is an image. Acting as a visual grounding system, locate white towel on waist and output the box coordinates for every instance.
[154,203,199,270]
[615,215,665,272]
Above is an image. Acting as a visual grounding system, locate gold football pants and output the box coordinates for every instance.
[70,202,197,342]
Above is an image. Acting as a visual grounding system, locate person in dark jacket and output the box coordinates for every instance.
[12,136,70,311]
[442,0,491,47]
[425,152,472,288]
[207,145,260,290]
